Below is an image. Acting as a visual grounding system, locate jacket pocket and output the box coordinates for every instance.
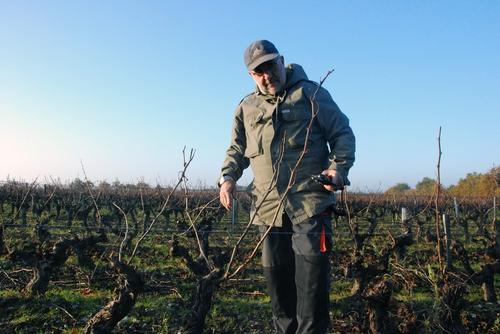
[245,111,265,158]
[280,108,313,149]
[245,136,262,158]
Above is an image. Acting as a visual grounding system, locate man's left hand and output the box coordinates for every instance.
[321,169,344,192]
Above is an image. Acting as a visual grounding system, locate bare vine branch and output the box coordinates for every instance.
[112,202,129,262]
[181,148,213,270]
[434,127,444,271]
[12,177,39,223]
[127,147,195,264]
[80,161,102,226]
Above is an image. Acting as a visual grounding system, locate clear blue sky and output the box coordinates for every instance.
[1,1,499,191]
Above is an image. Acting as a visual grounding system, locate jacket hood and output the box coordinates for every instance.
[284,63,309,90]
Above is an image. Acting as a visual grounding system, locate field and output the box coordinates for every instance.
[0,181,498,333]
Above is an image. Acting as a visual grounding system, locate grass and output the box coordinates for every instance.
[330,278,352,301]
[1,206,499,333]
[0,286,111,332]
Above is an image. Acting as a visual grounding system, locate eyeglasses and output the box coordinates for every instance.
[251,58,280,76]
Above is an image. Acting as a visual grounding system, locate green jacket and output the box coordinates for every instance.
[221,64,355,226]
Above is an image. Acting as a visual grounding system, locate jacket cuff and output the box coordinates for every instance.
[328,166,350,186]
[217,175,235,188]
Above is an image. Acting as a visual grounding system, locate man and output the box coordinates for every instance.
[219,40,355,334]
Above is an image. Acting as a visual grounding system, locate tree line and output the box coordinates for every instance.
[386,166,499,197]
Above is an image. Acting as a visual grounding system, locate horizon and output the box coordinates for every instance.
[0,163,495,193]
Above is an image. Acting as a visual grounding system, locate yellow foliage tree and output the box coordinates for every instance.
[449,167,499,197]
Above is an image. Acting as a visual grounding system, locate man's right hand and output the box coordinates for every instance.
[219,179,236,210]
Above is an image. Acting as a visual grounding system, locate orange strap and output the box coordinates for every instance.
[320,225,327,253]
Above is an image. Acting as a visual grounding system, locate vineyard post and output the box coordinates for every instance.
[401,207,408,224]
[442,214,452,270]
[0,223,5,254]
[401,207,409,238]
[454,197,469,243]
[493,196,499,245]
[453,197,459,219]
[494,196,497,223]
[495,220,500,246]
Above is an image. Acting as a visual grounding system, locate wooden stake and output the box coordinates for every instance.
[435,126,443,271]
[443,214,452,270]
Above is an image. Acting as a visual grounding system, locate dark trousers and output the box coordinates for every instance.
[261,213,332,334]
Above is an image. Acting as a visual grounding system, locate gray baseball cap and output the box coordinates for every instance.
[244,40,280,71]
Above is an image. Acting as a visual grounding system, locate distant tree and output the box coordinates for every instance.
[69,178,91,191]
[385,183,411,195]
[136,180,151,189]
[98,181,111,191]
[414,177,436,196]
[486,166,500,196]
[450,167,499,197]
[450,173,482,197]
